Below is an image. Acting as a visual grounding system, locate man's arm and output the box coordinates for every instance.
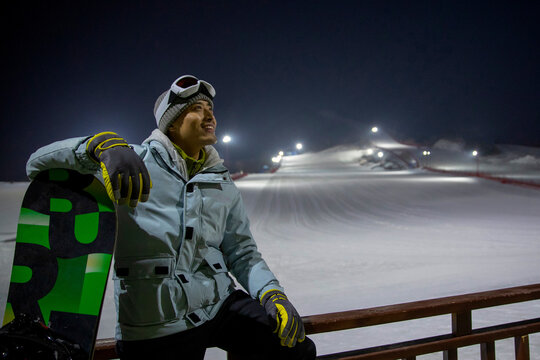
[27,132,151,207]
[221,191,305,347]
[26,136,99,179]
[220,191,283,299]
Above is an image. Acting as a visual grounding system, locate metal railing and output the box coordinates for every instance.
[94,283,540,360]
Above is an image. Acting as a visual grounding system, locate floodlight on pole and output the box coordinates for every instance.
[296,143,303,151]
[222,135,232,165]
[371,126,379,133]
[472,150,479,175]
[422,150,431,167]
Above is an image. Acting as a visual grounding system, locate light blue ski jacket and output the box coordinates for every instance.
[26,129,283,341]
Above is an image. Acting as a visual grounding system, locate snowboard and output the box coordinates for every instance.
[1,169,117,359]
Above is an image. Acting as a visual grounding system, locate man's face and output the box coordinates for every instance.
[168,100,217,153]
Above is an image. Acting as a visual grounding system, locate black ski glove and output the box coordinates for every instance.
[261,289,306,347]
[87,132,151,207]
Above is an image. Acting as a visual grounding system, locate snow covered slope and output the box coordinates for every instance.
[1,144,539,359]
[237,147,540,359]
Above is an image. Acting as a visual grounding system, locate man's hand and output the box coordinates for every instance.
[261,289,306,347]
[87,132,151,207]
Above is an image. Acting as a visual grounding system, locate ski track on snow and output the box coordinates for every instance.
[235,156,540,359]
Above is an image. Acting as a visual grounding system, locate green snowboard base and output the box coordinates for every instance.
[2,169,117,359]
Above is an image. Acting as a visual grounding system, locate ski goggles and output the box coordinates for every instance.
[154,75,216,123]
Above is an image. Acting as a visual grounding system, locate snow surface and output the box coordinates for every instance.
[1,141,540,360]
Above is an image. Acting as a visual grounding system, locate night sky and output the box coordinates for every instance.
[1,1,539,180]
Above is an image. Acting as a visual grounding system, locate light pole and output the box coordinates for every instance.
[222,135,231,164]
[422,150,431,167]
[472,150,479,175]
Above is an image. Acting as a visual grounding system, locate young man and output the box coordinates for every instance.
[26,75,316,359]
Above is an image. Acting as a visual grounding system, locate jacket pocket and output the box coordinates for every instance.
[114,256,184,326]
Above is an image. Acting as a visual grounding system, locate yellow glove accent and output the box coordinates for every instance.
[100,162,117,203]
[276,303,293,347]
[87,131,130,161]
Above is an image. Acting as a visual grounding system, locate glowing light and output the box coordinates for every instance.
[272,155,282,163]
[377,151,384,158]
[371,126,379,133]
[222,135,232,143]
[366,148,374,155]
[296,143,303,150]
[278,151,284,156]
[472,150,478,157]
[423,150,431,156]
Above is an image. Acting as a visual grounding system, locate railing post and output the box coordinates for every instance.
[481,341,495,360]
[444,349,458,360]
[228,352,244,360]
[444,311,472,360]
[514,335,530,360]
[452,311,472,335]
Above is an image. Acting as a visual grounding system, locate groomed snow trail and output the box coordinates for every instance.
[234,151,540,359]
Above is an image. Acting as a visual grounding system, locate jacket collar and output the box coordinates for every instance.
[143,129,225,179]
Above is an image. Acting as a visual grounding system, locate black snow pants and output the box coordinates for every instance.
[116,290,317,360]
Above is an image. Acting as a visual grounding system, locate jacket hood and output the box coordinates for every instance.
[143,129,224,177]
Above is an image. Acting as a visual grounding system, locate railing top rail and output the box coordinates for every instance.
[303,283,540,334]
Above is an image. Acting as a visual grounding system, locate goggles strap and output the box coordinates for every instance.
[154,94,172,126]
[169,84,213,107]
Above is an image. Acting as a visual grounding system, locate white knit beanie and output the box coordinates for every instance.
[153,90,214,133]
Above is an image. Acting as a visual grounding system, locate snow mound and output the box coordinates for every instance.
[277,143,419,173]
[432,138,466,152]
[509,155,540,166]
